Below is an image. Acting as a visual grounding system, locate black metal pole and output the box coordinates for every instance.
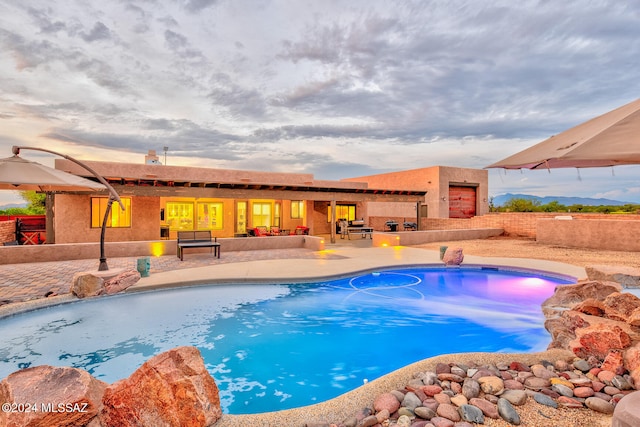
[98,197,114,271]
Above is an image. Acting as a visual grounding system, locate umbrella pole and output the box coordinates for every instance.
[98,196,114,271]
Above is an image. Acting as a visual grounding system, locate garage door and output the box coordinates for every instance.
[449,186,476,218]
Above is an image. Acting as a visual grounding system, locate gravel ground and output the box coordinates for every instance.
[415,235,640,269]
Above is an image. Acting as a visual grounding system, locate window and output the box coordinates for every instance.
[291,200,304,219]
[252,202,271,227]
[274,202,281,227]
[197,202,223,230]
[328,204,356,222]
[166,202,194,230]
[91,197,131,228]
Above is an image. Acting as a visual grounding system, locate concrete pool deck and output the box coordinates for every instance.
[129,245,587,292]
[0,244,586,319]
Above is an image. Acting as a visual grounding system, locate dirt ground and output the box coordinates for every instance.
[415,235,640,269]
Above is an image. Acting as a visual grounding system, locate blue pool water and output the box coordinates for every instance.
[0,267,572,414]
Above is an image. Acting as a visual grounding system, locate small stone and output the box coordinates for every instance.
[603,385,621,395]
[554,360,569,371]
[585,396,615,414]
[531,364,557,380]
[500,390,527,406]
[469,397,499,419]
[523,376,550,390]
[450,394,468,407]
[374,392,400,414]
[594,392,612,401]
[551,383,574,397]
[569,377,592,388]
[436,403,461,422]
[539,388,560,399]
[414,406,436,420]
[461,378,480,400]
[497,398,521,425]
[422,397,439,412]
[422,385,444,396]
[430,416,455,427]
[484,394,499,404]
[359,415,379,427]
[438,373,464,383]
[550,377,575,389]
[458,404,484,424]
[478,376,504,395]
[402,391,422,410]
[509,361,531,372]
[434,393,451,404]
[573,359,591,372]
[375,409,390,423]
[503,379,524,390]
[557,395,585,409]
[396,414,412,427]
[612,375,633,390]
[450,366,466,378]
[398,407,415,417]
[573,386,595,398]
[533,392,558,408]
[597,370,616,384]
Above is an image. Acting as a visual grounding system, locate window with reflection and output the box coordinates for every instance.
[166,202,194,230]
[197,202,223,230]
[91,197,131,228]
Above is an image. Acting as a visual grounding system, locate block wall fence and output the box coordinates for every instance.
[371,212,640,238]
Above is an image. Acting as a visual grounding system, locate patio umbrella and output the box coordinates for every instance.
[0,155,106,191]
[486,98,640,170]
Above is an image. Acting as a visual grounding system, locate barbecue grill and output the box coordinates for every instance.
[385,220,399,232]
[403,222,417,231]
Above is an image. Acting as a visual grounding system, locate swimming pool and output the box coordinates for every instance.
[0,266,572,414]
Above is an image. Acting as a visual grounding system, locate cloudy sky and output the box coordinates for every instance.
[1,0,640,207]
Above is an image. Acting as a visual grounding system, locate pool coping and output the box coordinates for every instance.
[0,246,584,320]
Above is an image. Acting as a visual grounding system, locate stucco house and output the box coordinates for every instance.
[47,151,488,244]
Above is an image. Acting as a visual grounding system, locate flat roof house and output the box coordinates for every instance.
[48,153,487,245]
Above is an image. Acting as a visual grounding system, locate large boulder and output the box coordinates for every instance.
[586,265,640,288]
[602,292,640,322]
[0,365,107,427]
[71,272,105,298]
[443,248,464,266]
[542,281,622,318]
[104,270,141,295]
[101,346,222,427]
[71,270,141,298]
[570,322,633,360]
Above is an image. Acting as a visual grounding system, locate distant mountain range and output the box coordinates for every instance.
[491,193,634,207]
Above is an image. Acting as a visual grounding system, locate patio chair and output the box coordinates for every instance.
[269,226,281,236]
[291,225,309,235]
[253,226,269,237]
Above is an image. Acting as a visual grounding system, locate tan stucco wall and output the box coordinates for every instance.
[55,194,161,243]
[0,235,324,265]
[536,218,640,251]
[343,166,489,218]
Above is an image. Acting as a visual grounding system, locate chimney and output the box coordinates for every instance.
[145,150,161,165]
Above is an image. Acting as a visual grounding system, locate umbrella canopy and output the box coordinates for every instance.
[0,155,106,192]
[487,98,640,170]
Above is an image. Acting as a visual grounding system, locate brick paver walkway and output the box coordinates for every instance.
[0,249,346,306]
